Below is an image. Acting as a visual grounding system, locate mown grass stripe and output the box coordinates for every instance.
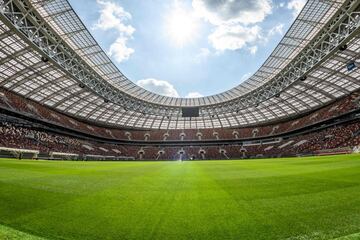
[0,224,47,240]
[0,155,359,240]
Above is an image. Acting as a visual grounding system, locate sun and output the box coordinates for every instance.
[166,8,199,47]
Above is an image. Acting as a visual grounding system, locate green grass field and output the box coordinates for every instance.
[0,155,360,240]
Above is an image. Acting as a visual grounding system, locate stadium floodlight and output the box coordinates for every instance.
[41,56,49,63]
[347,61,356,71]
[300,76,307,81]
[339,44,348,51]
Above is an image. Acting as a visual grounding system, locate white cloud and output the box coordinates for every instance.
[137,79,180,97]
[268,23,284,37]
[198,48,210,58]
[94,0,135,35]
[192,0,272,25]
[192,0,273,52]
[287,0,306,17]
[137,79,204,98]
[240,72,252,82]
[194,48,211,63]
[185,92,204,98]
[207,22,283,52]
[94,0,135,63]
[108,37,135,63]
[248,46,258,55]
[209,25,262,51]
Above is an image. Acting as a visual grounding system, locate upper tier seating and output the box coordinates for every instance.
[0,88,359,142]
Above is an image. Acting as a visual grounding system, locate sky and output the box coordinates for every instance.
[68,0,306,98]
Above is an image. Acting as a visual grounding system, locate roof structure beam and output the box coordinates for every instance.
[0,0,359,129]
[0,0,176,115]
[297,81,335,100]
[203,0,360,114]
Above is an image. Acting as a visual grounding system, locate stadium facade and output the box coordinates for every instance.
[0,0,360,160]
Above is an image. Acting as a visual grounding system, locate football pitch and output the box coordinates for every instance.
[0,155,360,240]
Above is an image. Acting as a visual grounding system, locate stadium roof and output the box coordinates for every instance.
[0,0,360,129]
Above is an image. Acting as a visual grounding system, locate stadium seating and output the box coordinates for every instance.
[1,88,360,160]
[1,115,360,160]
[1,89,359,143]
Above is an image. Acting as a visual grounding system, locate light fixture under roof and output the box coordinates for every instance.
[339,44,347,51]
[41,56,49,63]
[300,76,307,81]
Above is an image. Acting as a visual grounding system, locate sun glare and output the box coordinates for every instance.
[166,8,199,47]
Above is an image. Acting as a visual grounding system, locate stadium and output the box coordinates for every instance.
[0,0,360,239]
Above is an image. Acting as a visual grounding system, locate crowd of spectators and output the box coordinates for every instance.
[139,121,360,160]
[1,87,360,160]
[1,89,359,142]
[0,122,126,158]
[1,119,360,160]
